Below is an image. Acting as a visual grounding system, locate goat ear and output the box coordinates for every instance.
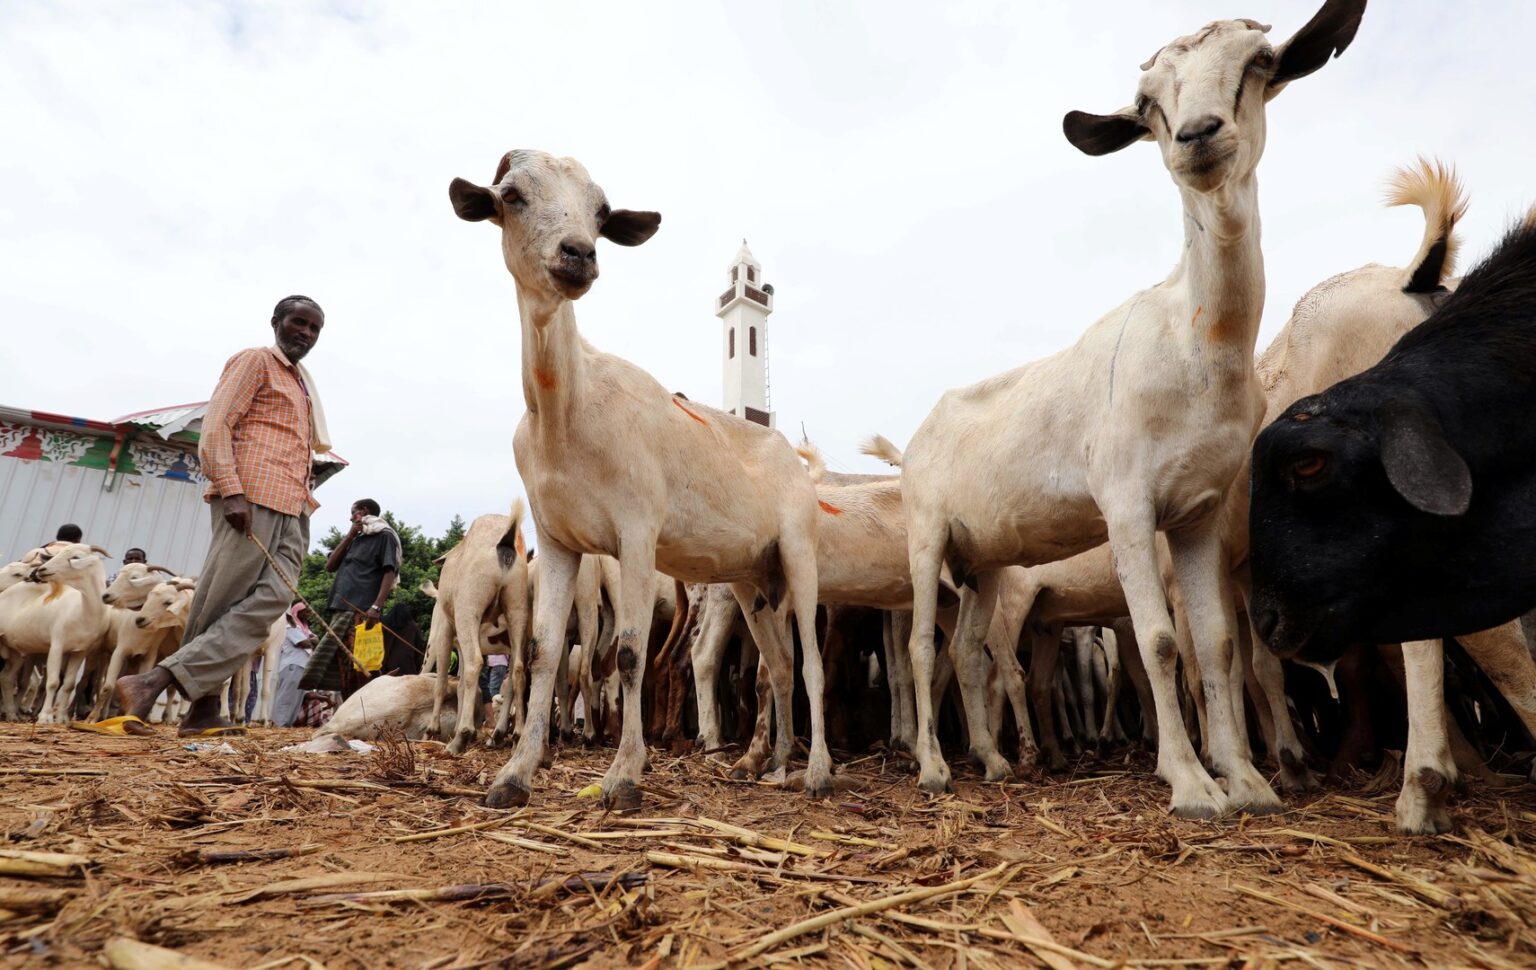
[1062,109,1149,156]
[1269,0,1366,94]
[449,178,498,223]
[600,209,661,247]
[1378,403,1472,516]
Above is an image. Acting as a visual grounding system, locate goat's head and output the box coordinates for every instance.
[135,582,191,629]
[1064,0,1364,193]
[0,561,32,594]
[30,543,110,585]
[102,562,175,605]
[448,150,660,308]
[1248,383,1474,663]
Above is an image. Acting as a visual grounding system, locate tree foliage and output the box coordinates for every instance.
[297,511,467,636]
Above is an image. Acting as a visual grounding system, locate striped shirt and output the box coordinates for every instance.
[201,346,317,516]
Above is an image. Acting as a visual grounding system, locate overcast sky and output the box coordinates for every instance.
[4,1,1533,548]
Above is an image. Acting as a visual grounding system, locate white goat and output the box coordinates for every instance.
[450,150,828,809]
[901,5,1364,816]
[426,501,529,753]
[88,578,195,721]
[0,543,113,723]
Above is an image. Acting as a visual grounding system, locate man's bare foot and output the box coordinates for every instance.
[177,696,243,737]
[115,667,174,721]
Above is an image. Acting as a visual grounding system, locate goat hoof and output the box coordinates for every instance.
[1278,748,1320,794]
[601,780,642,811]
[805,780,834,800]
[540,748,555,769]
[446,730,475,756]
[486,730,508,749]
[486,779,531,809]
[917,769,951,795]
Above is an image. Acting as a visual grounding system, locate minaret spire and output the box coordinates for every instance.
[715,240,774,427]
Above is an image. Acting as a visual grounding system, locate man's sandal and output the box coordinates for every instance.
[69,716,154,737]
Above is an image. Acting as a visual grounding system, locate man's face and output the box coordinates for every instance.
[351,504,368,523]
[123,550,146,565]
[272,304,324,361]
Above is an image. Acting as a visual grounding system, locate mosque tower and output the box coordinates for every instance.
[714,240,774,427]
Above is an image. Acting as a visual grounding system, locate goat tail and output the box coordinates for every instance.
[795,440,827,483]
[1386,156,1467,294]
[497,497,528,570]
[860,433,904,468]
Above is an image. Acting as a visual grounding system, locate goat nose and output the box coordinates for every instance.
[1253,608,1280,644]
[1175,115,1224,143]
[559,238,596,263]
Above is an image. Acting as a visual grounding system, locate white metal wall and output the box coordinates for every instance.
[0,456,212,576]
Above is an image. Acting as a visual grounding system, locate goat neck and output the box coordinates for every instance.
[516,287,586,434]
[1175,169,1264,359]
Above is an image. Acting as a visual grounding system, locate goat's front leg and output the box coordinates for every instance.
[1028,627,1066,771]
[1242,605,1316,793]
[1396,639,1457,833]
[425,599,452,739]
[38,642,69,725]
[1457,621,1536,779]
[90,644,132,722]
[487,540,579,808]
[1167,518,1280,814]
[596,538,661,810]
[1105,504,1229,818]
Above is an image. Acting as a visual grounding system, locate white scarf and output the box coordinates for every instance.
[360,514,394,536]
[273,345,333,454]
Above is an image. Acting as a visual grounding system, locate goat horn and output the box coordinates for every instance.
[90,545,113,557]
[146,564,176,575]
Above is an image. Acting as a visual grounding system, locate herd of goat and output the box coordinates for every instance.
[7,0,1536,839]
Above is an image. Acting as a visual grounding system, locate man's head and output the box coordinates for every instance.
[351,498,381,523]
[55,523,83,543]
[123,548,147,565]
[271,295,325,362]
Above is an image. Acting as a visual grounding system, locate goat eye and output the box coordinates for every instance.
[1250,49,1275,70]
[1291,453,1329,481]
[499,185,524,207]
[1135,95,1150,115]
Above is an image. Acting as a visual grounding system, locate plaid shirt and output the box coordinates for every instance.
[201,346,317,516]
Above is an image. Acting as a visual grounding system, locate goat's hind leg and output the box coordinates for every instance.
[731,590,792,782]
[954,575,1011,781]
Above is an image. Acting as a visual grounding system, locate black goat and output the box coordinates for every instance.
[1249,215,1536,661]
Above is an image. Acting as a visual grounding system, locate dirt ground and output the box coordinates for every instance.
[1,725,1533,969]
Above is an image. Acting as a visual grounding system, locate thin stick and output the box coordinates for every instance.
[247,531,366,673]
[731,862,1009,961]
[392,816,515,843]
[1232,884,1417,954]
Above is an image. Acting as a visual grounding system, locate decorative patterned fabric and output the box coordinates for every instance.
[0,420,205,483]
[200,346,317,516]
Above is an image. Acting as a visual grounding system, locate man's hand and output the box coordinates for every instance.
[363,604,382,630]
[223,494,253,536]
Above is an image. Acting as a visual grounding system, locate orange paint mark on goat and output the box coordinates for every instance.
[818,500,844,516]
[42,584,63,604]
[533,368,557,390]
[672,398,708,425]
[1191,305,1204,328]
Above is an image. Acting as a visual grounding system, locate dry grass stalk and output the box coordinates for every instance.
[480,831,570,855]
[103,937,233,970]
[0,848,93,877]
[730,862,1010,961]
[0,887,70,910]
[1338,851,1462,908]
[1000,898,1081,970]
[186,845,322,866]
[227,872,402,903]
[392,816,516,843]
[1233,884,1416,954]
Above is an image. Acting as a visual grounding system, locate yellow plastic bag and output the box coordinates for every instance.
[353,621,384,672]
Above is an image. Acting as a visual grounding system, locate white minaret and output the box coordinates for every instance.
[714,240,774,427]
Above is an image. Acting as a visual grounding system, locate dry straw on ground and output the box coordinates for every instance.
[0,725,1532,968]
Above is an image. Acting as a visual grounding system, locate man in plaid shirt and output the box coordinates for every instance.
[115,295,327,735]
